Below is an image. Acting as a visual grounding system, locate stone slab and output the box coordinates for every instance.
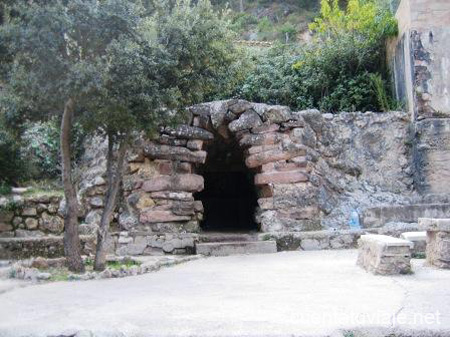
[362,203,450,228]
[418,218,450,269]
[400,231,427,255]
[359,234,414,248]
[195,241,277,256]
[357,234,412,275]
[418,217,450,232]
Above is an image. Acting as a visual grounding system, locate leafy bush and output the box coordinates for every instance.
[229,12,258,33]
[0,181,12,195]
[21,119,86,179]
[237,0,399,112]
[0,119,24,185]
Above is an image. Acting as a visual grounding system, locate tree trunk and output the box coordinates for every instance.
[94,134,128,271]
[61,98,85,273]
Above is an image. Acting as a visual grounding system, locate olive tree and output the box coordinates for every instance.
[92,0,239,271]
[0,0,147,272]
[1,0,240,272]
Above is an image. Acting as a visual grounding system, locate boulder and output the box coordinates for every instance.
[229,110,263,132]
[25,217,39,230]
[39,212,64,233]
[228,99,252,115]
[89,197,103,208]
[263,106,292,124]
[209,100,231,129]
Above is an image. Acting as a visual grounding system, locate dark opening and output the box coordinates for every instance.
[195,137,258,232]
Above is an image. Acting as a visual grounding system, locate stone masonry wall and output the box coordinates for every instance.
[0,193,65,239]
[78,100,413,255]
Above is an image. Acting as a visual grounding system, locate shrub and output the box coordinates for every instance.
[0,119,24,185]
[229,12,258,33]
[21,119,86,179]
[237,0,398,112]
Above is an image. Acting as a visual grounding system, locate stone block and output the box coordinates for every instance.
[228,99,252,114]
[357,234,413,275]
[263,106,292,124]
[251,123,280,134]
[239,132,285,147]
[247,144,280,156]
[0,222,13,232]
[142,175,204,193]
[255,171,308,185]
[196,241,277,256]
[246,145,306,168]
[186,140,204,151]
[144,144,207,164]
[136,194,155,210]
[418,218,450,269]
[25,218,39,230]
[149,192,194,202]
[246,149,291,168]
[400,232,427,256]
[22,208,37,217]
[163,125,213,140]
[229,110,263,132]
[89,197,103,208]
[140,211,191,224]
[39,212,64,234]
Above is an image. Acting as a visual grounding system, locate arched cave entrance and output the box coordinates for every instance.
[195,135,259,232]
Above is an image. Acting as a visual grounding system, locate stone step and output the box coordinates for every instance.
[195,240,277,256]
[198,232,258,243]
[362,203,450,228]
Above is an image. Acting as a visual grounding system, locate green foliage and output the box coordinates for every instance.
[310,0,398,41]
[238,45,299,106]
[257,16,273,32]
[155,0,241,107]
[0,182,12,196]
[369,73,391,112]
[2,0,240,152]
[238,0,398,112]
[20,120,86,179]
[0,118,24,185]
[229,12,258,33]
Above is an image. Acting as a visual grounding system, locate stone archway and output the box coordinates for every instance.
[194,124,259,232]
[140,99,315,235]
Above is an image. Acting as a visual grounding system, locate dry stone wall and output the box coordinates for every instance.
[77,100,415,256]
[0,193,65,238]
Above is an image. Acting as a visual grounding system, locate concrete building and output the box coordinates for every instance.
[388,0,450,119]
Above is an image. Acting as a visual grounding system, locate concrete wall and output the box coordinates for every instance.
[388,0,450,195]
[388,0,450,119]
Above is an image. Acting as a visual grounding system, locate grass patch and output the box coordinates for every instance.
[39,258,142,282]
[412,252,426,259]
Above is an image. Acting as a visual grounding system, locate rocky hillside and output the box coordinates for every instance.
[213,0,320,42]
